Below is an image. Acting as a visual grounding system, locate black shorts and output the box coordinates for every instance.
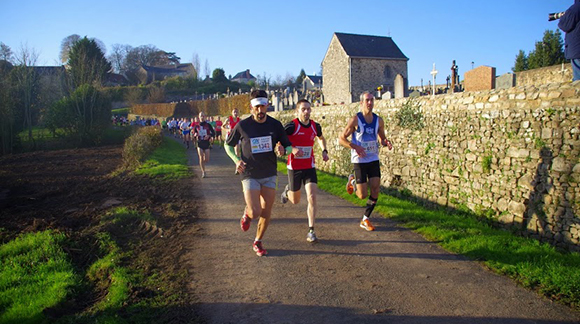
[198,140,211,150]
[353,160,380,184]
[287,168,318,191]
[216,130,222,136]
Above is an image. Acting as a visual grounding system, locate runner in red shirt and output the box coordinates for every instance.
[280,99,329,243]
[215,116,224,147]
[225,108,241,157]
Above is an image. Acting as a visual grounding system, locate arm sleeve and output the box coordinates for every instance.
[559,5,580,32]
[225,145,240,163]
[315,122,323,137]
[284,122,295,136]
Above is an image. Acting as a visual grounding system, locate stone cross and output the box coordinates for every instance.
[430,63,438,97]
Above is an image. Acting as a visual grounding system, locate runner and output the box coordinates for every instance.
[225,90,292,256]
[180,118,192,149]
[195,112,215,178]
[338,91,393,231]
[225,108,241,157]
[280,99,329,243]
[215,116,223,147]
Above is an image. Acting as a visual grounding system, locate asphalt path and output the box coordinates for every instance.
[179,141,579,324]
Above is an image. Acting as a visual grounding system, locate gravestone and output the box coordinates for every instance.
[464,66,496,92]
[394,74,405,98]
[383,91,392,99]
[496,73,516,90]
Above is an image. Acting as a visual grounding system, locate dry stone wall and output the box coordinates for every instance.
[272,81,580,250]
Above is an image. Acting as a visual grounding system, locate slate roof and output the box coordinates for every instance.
[232,69,255,80]
[334,32,408,60]
[306,75,322,85]
[142,63,193,73]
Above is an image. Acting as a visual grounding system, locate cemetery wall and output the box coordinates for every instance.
[516,63,573,87]
[272,81,580,250]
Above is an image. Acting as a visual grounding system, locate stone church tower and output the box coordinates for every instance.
[322,32,409,104]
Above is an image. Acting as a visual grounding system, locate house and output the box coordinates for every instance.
[322,32,409,104]
[231,69,256,84]
[303,75,322,92]
[137,63,197,84]
[105,72,129,87]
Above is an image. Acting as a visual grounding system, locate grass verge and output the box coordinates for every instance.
[135,136,192,180]
[277,160,580,311]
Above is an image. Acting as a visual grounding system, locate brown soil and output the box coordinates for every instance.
[0,144,200,321]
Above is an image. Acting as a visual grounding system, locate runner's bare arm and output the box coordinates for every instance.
[338,116,365,157]
[377,117,393,150]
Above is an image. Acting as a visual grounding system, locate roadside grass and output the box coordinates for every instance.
[135,136,192,180]
[0,230,78,324]
[277,161,580,310]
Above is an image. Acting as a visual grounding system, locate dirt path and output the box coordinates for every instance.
[180,144,579,324]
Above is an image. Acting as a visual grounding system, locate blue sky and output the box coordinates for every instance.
[0,0,573,86]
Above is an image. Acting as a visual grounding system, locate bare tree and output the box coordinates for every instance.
[203,59,211,79]
[60,34,81,64]
[108,44,132,74]
[13,44,40,147]
[192,52,201,79]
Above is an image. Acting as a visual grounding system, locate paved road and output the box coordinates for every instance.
[179,143,579,324]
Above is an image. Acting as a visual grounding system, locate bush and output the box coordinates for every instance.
[396,98,424,131]
[122,126,163,169]
[44,84,111,146]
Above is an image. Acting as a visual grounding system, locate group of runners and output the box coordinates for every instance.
[166,111,241,178]
[222,90,392,256]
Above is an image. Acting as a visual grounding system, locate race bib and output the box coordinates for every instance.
[250,136,273,154]
[295,146,312,159]
[198,128,207,137]
[361,141,378,154]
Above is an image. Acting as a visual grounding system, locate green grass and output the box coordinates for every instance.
[111,108,130,116]
[277,160,580,310]
[135,136,192,180]
[0,230,79,324]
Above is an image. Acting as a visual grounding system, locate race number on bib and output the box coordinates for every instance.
[361,141,378,154]
[250,136,273,154]
[295,146,312,159]
[198,129,207,137]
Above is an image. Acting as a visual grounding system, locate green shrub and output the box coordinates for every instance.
[122,126,163,169]
[396,98,424,131]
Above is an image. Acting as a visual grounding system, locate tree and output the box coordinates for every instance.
[203,59,211,79]
[0,42,13,63]
[296,69,306,86]
[45,84,111,146]
[0,53,14,154]
[59,34,81,64]
[108,44,132,74]
[192,52,201,80]
[513,50,528,72]
[514,29,565,71]
[67,37,111,88]
[212,68,228,83]
[11,45,40,147]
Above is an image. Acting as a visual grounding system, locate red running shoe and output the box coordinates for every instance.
[240,209,251,232]
[253,241,267,256]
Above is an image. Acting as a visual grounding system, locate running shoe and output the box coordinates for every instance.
[202,171,206,178]
[346,174,355,195]
[281,184,289,204]
[240,211,251,232]
[360,218,375,231]
[306,231,318,243]
[253,241,267,256]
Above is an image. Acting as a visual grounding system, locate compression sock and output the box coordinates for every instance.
[309,227,314,233]
[364,196,378,218]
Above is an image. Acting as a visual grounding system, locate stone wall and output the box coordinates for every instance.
[272,81,580,250]
[464,66,496,91]
[516,63,573,87]
[322,35,351,105]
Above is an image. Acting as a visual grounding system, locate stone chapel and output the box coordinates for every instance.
[322,32,409,104]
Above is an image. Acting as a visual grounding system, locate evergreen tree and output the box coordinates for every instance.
[513,50,528,72]
[67,37,111,88]
[526,29,565,70]
[296,69,306,86]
